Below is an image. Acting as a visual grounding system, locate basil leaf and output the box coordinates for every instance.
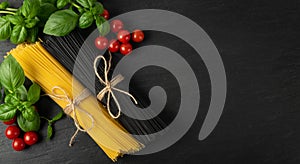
[43,9,78,36]
[27,27,39,43]
[57,0,70,9]
[21,0,40,19]
[25,17,39,28]
[0,55,25,91]
[40,0,57,5]
[0,1,9,10]
[4,94,20,106]
[6,15,24,25]
[0,83,2,100]
[79,11,93,29]
[0,104,17,121]
[22,106,36,121]
[10,25,27,44]
[27,83,40,104]
[51,110,64,122]
[91,2,104,16]
[0,17,12,40]
[47,124,53,140]
[76,0,95,8]
[95,16,110,36]
[37,3,57,24]
[14,85,27,101]
[17,110,40,132]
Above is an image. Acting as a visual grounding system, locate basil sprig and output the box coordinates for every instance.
[41,110,64,140]
[44,0,109,36]
[0,55,41,132]
[0,0,41,44]
[0,0,109,44]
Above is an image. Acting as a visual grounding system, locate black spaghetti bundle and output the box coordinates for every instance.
[41,30,166,143]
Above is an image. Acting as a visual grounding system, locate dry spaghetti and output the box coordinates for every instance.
[9,42,143,161]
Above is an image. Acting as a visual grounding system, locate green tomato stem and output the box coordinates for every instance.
[0,10,15,15]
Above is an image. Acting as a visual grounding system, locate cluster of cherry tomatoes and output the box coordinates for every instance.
[3,116,38,151]
[96,9,145,55]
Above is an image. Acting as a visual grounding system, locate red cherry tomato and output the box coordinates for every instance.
[12,138,26,151]
[24,131,39,145]
[132,30,145,43]
[120,43,132,55]
[5,125,20,140]
[109,39,120,53]
[101,9,109,20]
[3,116,16,125]
[110,20,124,33]
[95,36,109,50]
[117,30,131,43]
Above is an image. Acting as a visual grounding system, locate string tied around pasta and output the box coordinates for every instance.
[94,52,138,119]
[46,87,94,147]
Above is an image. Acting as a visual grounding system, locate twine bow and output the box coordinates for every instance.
[94,52,138,119]
[47,87,94,146]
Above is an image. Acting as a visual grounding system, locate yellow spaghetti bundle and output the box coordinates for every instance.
[9,42,143,161]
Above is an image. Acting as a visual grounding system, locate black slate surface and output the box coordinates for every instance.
[0,0,300,163]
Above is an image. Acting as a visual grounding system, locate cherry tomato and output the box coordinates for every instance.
[5,125,20,140]
[24,131,39,145]
[95,36,109,50]
[132,30,145,43]
[3,116,16,125]
[109,39,120,53]
[117,30,131,43]
[110,20,124,33]
[120,43,132,55]
[101,9,109,20]
[12,138,26,151]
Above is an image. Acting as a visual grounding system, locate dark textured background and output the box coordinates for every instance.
[0,0,300,163]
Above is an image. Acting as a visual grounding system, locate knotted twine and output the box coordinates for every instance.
[47,87,94,147]
[94,52,138,119]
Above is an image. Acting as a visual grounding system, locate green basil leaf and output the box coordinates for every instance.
[14,85,27,101]
[4,94,20,106]
[0,1,9,10]
[79,11,93,29]
[22,106,36,121]
[21,0,40,19]
[0,55,25,91]
[95,16,110,36]
[0,83,2,100]
[10,25,27,44]
[91,2,103,16]
[47,124,53,140]
[51,110,64,122]
[87,0,95,8]
[4,88,10,96]
[27,83,41,104]
[0,104,17,121]
[56,0,70,9]
[27,27,39,43]
[76,0,95,8]
[40,0,57,5]
[17,110,40,132]
[6,15,24,25]
[21,102,32,110]
[25,17,39,28]
[43,9,78,36]
[37,3,57,24]
[0,17,12,40]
